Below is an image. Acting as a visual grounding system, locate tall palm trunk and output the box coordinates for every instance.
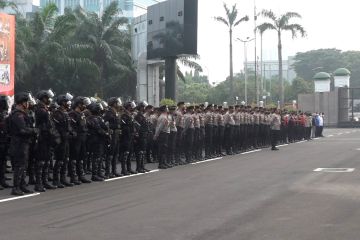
[277,30,284,106]
[229,28,234,100]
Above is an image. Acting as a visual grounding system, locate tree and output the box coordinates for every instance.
[293,49,342,81]
[214,3,248,100]
[257,10,306,106]
[73,1,133,97]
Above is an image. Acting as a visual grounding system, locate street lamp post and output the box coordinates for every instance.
[237,37,255,105]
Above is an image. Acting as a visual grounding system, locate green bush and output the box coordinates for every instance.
[160,98,176,107]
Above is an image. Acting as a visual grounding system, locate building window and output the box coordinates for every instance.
[148,20,152,25]
[160,16,164,21]
[178,11,183,17]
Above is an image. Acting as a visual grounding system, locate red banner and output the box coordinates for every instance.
[0,13,15,96]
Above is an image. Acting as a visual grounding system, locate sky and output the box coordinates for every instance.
[32,0,360,84]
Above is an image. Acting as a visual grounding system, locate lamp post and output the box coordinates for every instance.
[237,37,255,105]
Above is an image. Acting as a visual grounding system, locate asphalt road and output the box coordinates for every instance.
[1,128,360,240]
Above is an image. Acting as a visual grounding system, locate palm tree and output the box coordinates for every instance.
[257,10,306,105]
[73,1,133,97]
[15,3,99,94]
[214,3,248,100]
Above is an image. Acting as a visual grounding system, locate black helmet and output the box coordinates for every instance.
[137,101,149,109]
[88,102,103,115]
[15,92,30,104]
[107,97,122,107]
[100,101,108,110]
[73,96,91,108]
[0,95,10,111]
[124,101,136,110]
[56,93,73,105]
[36,89,55,101]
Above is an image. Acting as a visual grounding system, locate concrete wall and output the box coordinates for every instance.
[298,88,339,127]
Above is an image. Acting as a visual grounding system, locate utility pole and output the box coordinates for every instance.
[254,0,259,105]
[237,37,255,105]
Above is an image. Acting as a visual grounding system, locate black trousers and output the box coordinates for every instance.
[157,132,169,167]
[184,128,194,162]
[270,130,280,149]
[106,131,120,174]
[224,125,233,153]
[167,131,176,164]
[205,125,213,157]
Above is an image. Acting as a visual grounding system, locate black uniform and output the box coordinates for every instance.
[120,111,136,175]
[87,113,108,181]
[35,102,59,190]
[103,108,122,177]
[53,107,75,188]
[8,108,38,194]
[69,109,91,183]
[134,111,150,173]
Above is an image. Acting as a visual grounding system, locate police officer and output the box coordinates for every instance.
[167,105,177,166]
[270,108,281,151]
[204,104,213,159]
[153,105,169,169]
[120,101,137,175]
[134,101,151,173]
[183,106,195,163]
[87,102,108,181]
[8,92,39,195]
[174,102,185,165]
[68,96,92,184]
[52,93,75,188]
[103,97,123,178]
[0,95,11,189]
[34,89,58,191]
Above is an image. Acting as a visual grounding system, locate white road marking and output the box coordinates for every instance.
[191,157,223,165]
[328,135,334,137]
[277,144,289,148]
[313,168,355,173]
[0,193,40,203]
[296,140,306,144]
[313,138,320,140]
[241,149,262,155]
[337,133,343,135]
[105,170,160,182]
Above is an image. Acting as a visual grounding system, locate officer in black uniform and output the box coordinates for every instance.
[103,97,123,178]
[8,92,39,196]
[68,96,92,184]
[0,95,11,189]
[120,102,137,175]
[52,93,75,188]
[34,89,58,191]
[134,101,151,173]
[86,102,109,181]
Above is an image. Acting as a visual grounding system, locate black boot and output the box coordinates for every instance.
[127,161,137,175]
[79,175,92,183]
[20,168,34,194]
[91,175,104,182]
[34,177,46,192]
[42,169,56,190]
[121,161,129,175]
[60,175,74,187]
[70,176,81,185]
[11,167,24,196]
[52,173,65,189]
